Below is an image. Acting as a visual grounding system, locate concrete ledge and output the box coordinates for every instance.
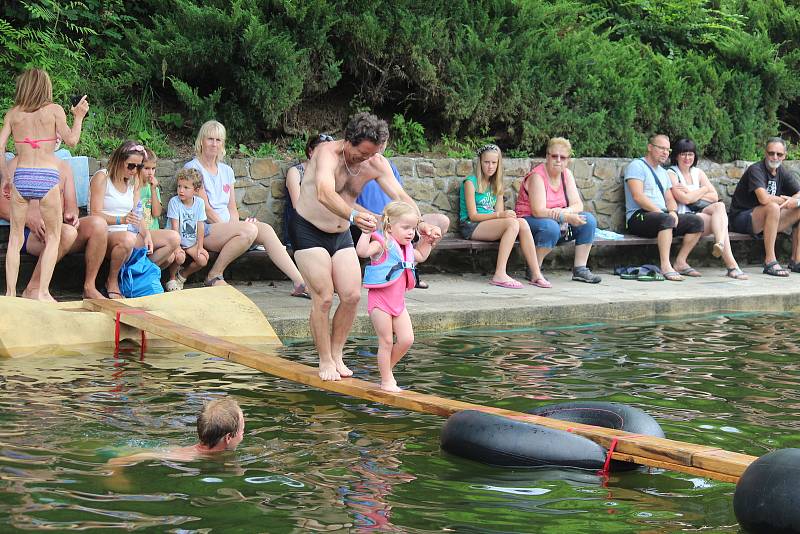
[234,267,800,339]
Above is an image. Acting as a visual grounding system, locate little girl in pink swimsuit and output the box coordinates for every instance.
[356,201,435,392]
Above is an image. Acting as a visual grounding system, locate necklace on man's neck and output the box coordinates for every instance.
[342,146,362,177]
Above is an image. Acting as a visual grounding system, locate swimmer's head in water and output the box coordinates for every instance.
[197,398,244,450]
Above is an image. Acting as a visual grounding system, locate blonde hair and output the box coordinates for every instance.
[195,120,227,163]
[197,398,242,448]
[476,145,504,198]
[547,137,572,156]
[143,147,158,163]
[15,68,53,112]
[380,201,419,249]
[176,167,204,191]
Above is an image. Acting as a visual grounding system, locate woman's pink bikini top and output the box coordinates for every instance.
[15,136,59,149]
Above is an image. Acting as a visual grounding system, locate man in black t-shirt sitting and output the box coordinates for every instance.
[729,137,800,276]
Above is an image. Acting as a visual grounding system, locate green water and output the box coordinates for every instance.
[2,313,799,533]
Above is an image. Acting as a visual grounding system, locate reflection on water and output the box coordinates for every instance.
[2,313,799,531]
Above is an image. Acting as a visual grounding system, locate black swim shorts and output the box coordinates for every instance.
[626,209,704,238]
[291,213,354,256]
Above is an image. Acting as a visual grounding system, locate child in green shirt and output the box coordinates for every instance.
[140,147,162,229]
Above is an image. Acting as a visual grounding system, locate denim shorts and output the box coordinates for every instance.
[460,220,479,240]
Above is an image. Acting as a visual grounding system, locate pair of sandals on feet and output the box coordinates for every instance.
[662,266,703,282]
[490,277,552,289]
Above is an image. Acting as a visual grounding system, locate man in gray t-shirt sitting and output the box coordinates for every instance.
[623,134,704,281]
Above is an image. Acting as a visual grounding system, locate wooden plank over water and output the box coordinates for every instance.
[83,297,756,483]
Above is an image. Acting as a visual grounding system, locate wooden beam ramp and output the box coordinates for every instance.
[83,295,755,484]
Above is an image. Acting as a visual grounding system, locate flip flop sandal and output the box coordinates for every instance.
[529,278,552,288]
[678,267,702,277]
[165,279,181,292]
[662,271,685,282]
[712,242,724,258]
[204,274,226,287]
[787,261,800,273]
[489,279,524,289]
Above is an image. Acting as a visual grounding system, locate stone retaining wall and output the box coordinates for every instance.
[87,156,800,235]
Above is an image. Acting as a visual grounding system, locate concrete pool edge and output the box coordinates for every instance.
[243,267,800,339]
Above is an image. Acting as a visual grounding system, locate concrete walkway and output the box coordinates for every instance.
[230,265,800,339]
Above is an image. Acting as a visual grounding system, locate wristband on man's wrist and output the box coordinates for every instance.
[349,209,359,224]
[115,216,121,225]
[795,198,800,208]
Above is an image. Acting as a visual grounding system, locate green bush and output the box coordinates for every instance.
[391,114,427,154]
[2,0,800,160]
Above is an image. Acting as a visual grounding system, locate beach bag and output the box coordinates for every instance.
[118,247,164,298]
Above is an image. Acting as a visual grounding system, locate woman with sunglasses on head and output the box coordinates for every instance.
[284,133,334,252]
[89,141,181,298]
[667,138,748,279]
[517,137,600,284]
[185,120,307,296]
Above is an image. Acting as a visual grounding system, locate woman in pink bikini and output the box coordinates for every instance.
[0,68,88,301]
[356,201,435,392]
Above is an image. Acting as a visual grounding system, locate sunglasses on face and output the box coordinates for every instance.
[126,162,144,171]
[548,154,569,160]
[767,151,786,157]
[319,134,334,142]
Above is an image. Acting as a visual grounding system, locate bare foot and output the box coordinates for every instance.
[36,292,57,303]
[333,356,353,377]
[83,287,106,300]
[21,287,38,300]
[318,362,341,381]
[381,381,402,393]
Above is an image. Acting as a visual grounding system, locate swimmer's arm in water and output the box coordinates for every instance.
[355,231,382,258]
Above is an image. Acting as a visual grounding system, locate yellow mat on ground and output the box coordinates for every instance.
[0,286,280,358]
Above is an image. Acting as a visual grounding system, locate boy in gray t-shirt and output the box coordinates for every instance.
[165,168,208,291]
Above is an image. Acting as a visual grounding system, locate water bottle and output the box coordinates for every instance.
[128,200,143,234]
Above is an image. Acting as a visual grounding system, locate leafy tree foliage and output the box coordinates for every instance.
[2,0,799,160]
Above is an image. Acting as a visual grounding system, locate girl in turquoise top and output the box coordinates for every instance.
[459,144,549,289]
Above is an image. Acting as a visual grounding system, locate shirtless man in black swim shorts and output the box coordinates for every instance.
[292,112,442,381]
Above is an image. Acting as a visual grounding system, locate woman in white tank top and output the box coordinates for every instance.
[667,138,748,280]
[89,141,180,298]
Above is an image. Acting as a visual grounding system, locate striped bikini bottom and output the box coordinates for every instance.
[13,167,59,200]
